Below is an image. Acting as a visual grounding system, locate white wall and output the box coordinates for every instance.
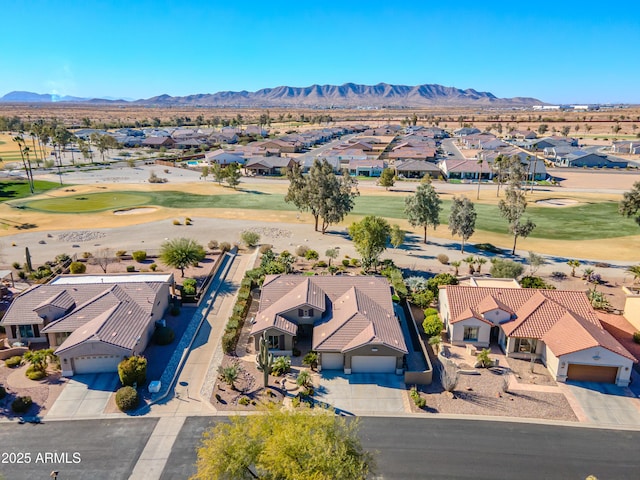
[549,346,632,387]
[482,308,511,325]
[450,318,491,347]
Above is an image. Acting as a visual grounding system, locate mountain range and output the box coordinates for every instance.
[0,83,542,107]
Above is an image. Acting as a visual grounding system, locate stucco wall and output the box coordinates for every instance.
[253,328,293,352]
[482,308,511,325]
[623,287,640,331]
[344,344,404,371]
[450,318,490,347]
[555,347,633,387]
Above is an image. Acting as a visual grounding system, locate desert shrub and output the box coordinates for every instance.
[0,385,6,399]
[271,356,291,376]
[475,243,503,254]
[258,244,272,255]
[350,258,359,266]
[314,260,328,268]
[304,249,319,260]
[81,251,92,259]
[303,351,318,370]
[551,271,567,279]
[185,218,192,226]
[410,386,426,408]
[154,326,175,345]
[17,271,26,280]
[170,305,180,316]
[26,365,46,380]
[132,250,147,262]
[520,276,556,289]
[222,331,237,354]
[118,356,147,387]
[437,254,449,265]
[11,396,32,413]
[208,240,219,250]
[411,289,435,308]
[5,356,22,368]
[422,314,443,338]
[238,396,250,406]
[173,219,181,225]
[115,386,139,411]
[633,332,640,344]
[342,259,350,267]
[12,262,21,269]
[220,242,231,252]
[426,273,458,296]
[115,250,127,257]
[295,245,309,257]
[240,230,260,247]
[490,259,524,279]
[69,261,86,274]
[150,263,157,271]
[126,265,135,272]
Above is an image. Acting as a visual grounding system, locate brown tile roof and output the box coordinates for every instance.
[251,275,407,354]
[543,312,636,361]
[444,285,633,360]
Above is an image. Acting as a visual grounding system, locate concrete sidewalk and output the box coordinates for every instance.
[147,251,257,416]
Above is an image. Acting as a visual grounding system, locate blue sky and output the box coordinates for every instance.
[2,1,639,103]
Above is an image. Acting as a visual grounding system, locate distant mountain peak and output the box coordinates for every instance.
[1,83,543,107]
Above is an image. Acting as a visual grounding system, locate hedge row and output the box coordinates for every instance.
[222,275,254,354]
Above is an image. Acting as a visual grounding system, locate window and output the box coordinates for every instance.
[19,325,35,338]
[463,326,479,341]
[515,338,537,354]
[298,308,314,318]
[267,335,280,350]
[55,332,71,345]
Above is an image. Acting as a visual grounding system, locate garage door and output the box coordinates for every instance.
[321,353,343,370]
[351,356,397,374]
[567,364,618,383]
[73,355,122,375]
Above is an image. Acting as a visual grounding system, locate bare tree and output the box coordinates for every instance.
[90,248,119,273]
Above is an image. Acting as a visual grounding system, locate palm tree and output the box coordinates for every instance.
[296,370,312,391]
[475,257,487,274]
[463,256,475,275]
[567,260,581,277]
[160,237,206,277]
[627,265,640,284]
[451,261,461,276]
[12,135,34,194]
[476,158,483,200]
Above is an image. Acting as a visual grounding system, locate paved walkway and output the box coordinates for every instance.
[147,250,257,416]
[129,416,186,480]
[46,373,118,419]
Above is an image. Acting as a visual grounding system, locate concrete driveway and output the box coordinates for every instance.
[46,373,118,419]
[565,381,640,426]
[315,372,406,415]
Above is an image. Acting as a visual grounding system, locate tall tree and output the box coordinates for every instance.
[619,181,640,226]
[287,159,359,234]
[160,237,206,277]
[378,167,395,190]
[223,163,241,189]
[348,215,391,271]
[192,406,375,480]
[498,158,536,255]
[211,163,225,184]
[12,135,34,194]
[448,196,477,253]
[404,182,442,243]
[390,224,405,250]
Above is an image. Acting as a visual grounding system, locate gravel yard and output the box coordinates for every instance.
[410,360,577,422]
[0,363,67,419]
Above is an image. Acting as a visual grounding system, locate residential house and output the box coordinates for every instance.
[389,146,437,161]
[250,275,408,374]
[0,274,174,376]
[204,149,246,166]
[253,139,301,154]
[612,141,640,155]
[395,159,442,179]
[73,129,107,141]
[453,127,481,137]
[506,129,537,140]
[142,137,176,149]
[244,157,296,176]
[524,136,577,151]
[554,151,628,168]
[440,284,636,386]
[209,132,239,144]
[348,159,386,177]
[299,156,342,173]
[174,138,207,150]
[439,158,492,181]
[244,125,269,137]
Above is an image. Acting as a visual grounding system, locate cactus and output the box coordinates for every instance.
[258,332,274,389]
[25,247,32,272]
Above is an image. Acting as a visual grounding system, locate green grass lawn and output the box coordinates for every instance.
[0,180,62,202]
[22,190,639,241]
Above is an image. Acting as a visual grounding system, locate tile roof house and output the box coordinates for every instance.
[0,274,174,376]
[142,136,176,148]
[394,159,442,179]
[244,157,297,175]
[440,285,635,386]
[250,275,408,374]
[439,159,493,181]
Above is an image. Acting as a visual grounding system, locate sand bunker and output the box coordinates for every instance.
[113,207,157,215]
[535,198,579,207]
